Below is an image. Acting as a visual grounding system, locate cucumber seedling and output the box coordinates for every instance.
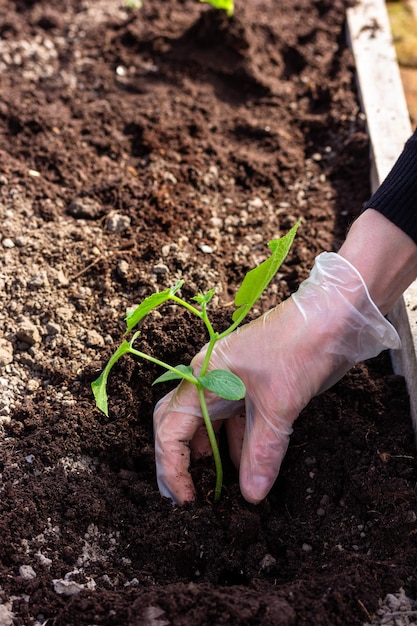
[200,0,234,17]
[92,221,299,502]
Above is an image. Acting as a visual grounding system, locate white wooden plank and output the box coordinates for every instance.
[346,0,417,430]
[346,0,411,182]
[409,0,417,20]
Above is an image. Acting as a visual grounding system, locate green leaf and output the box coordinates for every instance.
[232,221,300,323]
[199,0,234,16]
[125,281,184,332]
[91,340,133,416]
[199,369,246,401]
[153,364,194,385]
[192,288,215,306]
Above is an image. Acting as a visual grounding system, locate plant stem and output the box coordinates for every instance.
[170,295,203,319]
[197,384,223,502]
[129,347,197,385]
[132,298,224,502]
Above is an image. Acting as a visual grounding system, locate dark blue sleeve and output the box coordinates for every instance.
[363,129,417,244]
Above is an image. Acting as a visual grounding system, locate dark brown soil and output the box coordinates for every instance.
[1,1,417,625]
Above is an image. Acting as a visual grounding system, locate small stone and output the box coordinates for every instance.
[36,552,52,567]
[26,379,40,393]
[124,577,139,587]
[199,244,213,254]
[19,565,37,579]
[259,553,276,571]
[28,271,49,289]
[50,269,69,286]
[301,543,312,552]
[106,213,131,232]
[117,260,129,277]
[45,321,61,336]
[52,579,85,596]
[15,236,29,247]
[2,238,15,248]
[152,263,169,275]
[68,197,102,219]
[249,196,264,209]
[56,306,74,321]
[304,456,316,466]
[163,171,177,184]
[0,338,13,367]
[16,319,41,346]
[404,510,417,523]
[140,606,169,626]
[85,330,105,347]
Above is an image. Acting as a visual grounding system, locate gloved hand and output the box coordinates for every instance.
[153,252,400,505]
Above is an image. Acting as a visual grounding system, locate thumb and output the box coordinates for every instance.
[239,396,293,504]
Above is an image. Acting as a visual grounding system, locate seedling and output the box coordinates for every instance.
[92,221,299,501]
[125,0,143,9]
[125,0,234,16]
[199,0,234,17]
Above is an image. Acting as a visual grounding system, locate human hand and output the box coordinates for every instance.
[153,252,400,505]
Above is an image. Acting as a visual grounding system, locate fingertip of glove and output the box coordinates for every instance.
[239,473,272,505]
[157,476,196,506]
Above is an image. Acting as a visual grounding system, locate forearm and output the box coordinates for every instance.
[338,209,417,315]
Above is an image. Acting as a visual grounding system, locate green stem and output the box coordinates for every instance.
[170,294,219,366]
[170,295,203,319]
[200,335,217,377]
[132,300,224,502]
[129,347,197,385]
[197,384,223,502]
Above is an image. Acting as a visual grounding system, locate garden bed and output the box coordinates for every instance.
[1,1,417,624]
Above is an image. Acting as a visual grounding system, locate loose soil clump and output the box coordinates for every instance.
[1,1,417,625]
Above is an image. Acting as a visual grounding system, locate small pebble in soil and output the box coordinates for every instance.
[15,318,41,346]
[199,244,213,254]
[117,259,129,277]
[0,339,13,367]
[68,197,102,219]
[259,553,277,572]
[152,263,169,275]
[19,565,37,579]
[84,330,105,347]
[105,212,131,232]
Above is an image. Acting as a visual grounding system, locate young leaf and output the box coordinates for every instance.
[199,369,246,401]
[199,0,234,17]
[192,289,215,306]
[125,281,184,332]
[153,364,194,385]
[232,221,300,323]
[91,340,133,416]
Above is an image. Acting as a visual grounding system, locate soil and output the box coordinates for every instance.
[1,1,417,625]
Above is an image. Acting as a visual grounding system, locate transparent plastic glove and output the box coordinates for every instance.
[153,252,400,504]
